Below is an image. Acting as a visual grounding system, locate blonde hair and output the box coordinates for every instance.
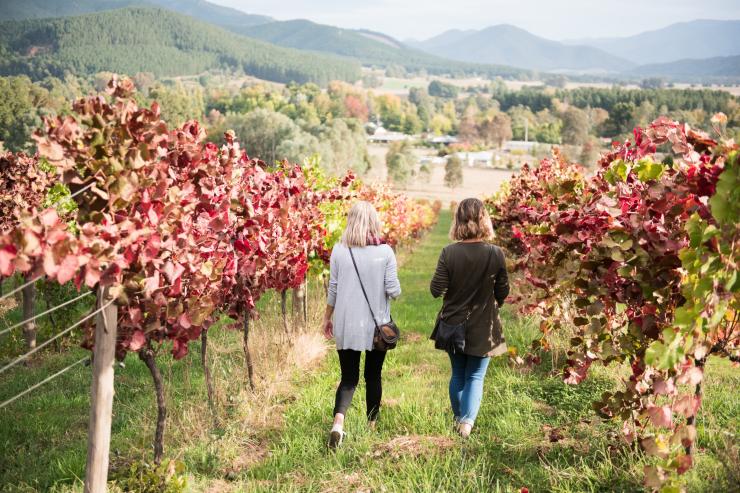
[450,198,493,241]
[341,201,382,247]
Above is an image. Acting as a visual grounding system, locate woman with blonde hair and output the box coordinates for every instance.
[430,198,509,438]
[323,201,401,448]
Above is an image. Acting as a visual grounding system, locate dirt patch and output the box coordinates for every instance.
[403,332,423,343]
[532,401,556,416]
[204,479,238,493]
[370,434,456,460]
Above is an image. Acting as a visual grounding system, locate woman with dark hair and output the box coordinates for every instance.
[430,198,509,438]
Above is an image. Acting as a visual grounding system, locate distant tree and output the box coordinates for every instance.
[385,64,407,78]
[385,140,415,186]
[217,108,319,164]
[361,73,382,88]
[344,94,369,122]
[402,105,423,135]
[418,162,432,184]
[633,100,657,127]
[480,113,512,148]
[640,77,666,89]
[0,76,46,151]
[561,107,590,145]
[374,94,404,131]
[507,105,536,141]
[316,118,371,175]
[579,137,601,166]
[489,77,509,99]
[604,101,637,137]
[444,155,463,189]
[533,109,562,144]
[409,87,434,129]
[93,72,116,92]
[428,80,460,99]
[544,74,568,89]
[586,107,610,136]
[457,106,479,143]
[133,72,156,94]
[149,83,205,127]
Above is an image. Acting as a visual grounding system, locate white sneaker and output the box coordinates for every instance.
[458,422,472,438]
[328,425,345,449]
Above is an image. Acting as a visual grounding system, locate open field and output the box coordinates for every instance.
[367,142,515,203]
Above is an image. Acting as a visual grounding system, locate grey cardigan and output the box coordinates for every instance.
[327,243,401,351]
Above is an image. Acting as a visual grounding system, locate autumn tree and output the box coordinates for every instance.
[561,107,591,145]
[480,113,512,148]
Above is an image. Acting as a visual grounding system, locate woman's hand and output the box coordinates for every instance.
[322,305,335,340]
[323,319,334,340]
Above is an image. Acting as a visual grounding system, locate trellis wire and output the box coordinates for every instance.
[0,299,114,376]
[0,291,93,337]
[0,356,88,410]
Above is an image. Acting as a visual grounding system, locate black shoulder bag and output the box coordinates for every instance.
[349,248,400,351]
[433,247,494,354]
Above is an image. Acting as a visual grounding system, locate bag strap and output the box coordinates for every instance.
[348,247,379,330]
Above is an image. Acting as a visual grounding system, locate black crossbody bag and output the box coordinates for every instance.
[433,248,494,354]
[349,248,400,351]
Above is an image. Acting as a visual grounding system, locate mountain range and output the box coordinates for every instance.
[408,24,633,72]
[410,20,740,75]
[1,0,739,82]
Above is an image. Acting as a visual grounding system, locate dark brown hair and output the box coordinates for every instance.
[450,198,493,241]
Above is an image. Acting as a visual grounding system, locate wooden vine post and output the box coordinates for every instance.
[242,315,255,390]
[84,286,118,493]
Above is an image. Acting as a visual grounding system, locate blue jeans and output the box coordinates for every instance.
[448,353,491,426]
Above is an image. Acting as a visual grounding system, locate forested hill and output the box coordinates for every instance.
[0,0,273,28]
[229,20,532,79]
[0,7,361,85]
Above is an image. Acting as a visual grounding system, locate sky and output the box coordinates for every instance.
[210,0,740,41]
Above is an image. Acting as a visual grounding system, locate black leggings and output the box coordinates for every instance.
[333,349,387,420]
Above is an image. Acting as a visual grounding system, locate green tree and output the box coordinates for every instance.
[444,155,463,189]
[216,108,320,164]
[385,140,415,186]
[316,118,370,175]
[0,76,46,151]
[149,83,205,127]
[428,80,460,99]
[605,101,637,137]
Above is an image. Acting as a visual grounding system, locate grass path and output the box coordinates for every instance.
[239,212,737,493]
[1,212,736,492]
[241,213,637,492]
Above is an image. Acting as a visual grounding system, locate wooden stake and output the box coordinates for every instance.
[242,316,255,390]
[201,330,215,411]
[84,286,118,493]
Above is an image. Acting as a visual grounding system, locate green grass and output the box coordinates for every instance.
[0,212,738,492]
